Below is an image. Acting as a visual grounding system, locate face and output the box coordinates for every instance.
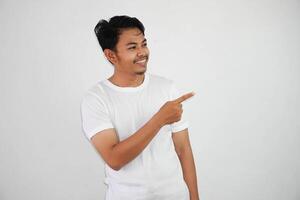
[107,28,150,75]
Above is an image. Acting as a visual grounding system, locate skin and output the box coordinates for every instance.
[104,28,149,87]
[92,27,200,200]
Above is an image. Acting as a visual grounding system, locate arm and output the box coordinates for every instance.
[91,113,164,171]
[90,92,194,171]
[172,128,200,200]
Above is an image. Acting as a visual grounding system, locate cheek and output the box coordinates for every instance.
[128,53,138,61]
[118,52,134,62]
[121,53,136,64]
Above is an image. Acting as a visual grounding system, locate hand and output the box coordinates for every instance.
[156,92,195,126]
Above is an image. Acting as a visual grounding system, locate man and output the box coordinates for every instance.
[80,15,199,200]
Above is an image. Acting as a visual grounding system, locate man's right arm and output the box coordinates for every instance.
[91,113,163,171]
[90,92,195,171]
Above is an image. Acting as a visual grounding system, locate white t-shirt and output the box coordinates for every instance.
[80,72,190,200]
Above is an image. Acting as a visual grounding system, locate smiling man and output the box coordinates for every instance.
[80,15,199,200]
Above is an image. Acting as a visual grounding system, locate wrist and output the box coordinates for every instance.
[152,113,165,128]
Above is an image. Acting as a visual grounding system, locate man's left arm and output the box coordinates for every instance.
[172,128,200,200]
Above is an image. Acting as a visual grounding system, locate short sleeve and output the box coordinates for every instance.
[80,92,114,141]
[169,81,189,133]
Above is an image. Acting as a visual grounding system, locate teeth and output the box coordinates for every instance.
[136,59,146,63]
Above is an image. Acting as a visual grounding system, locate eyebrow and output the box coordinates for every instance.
[126,39,147,46]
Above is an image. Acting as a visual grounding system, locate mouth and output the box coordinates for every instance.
[134,58,148,66]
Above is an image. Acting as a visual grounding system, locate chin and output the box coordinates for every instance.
[135,69,146,75]
[136,72,146,75]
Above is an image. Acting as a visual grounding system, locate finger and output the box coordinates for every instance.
[174,92,195,104]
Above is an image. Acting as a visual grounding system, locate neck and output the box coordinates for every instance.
[108,72,145,87]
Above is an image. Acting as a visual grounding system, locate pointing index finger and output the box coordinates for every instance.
[173,92,195,104]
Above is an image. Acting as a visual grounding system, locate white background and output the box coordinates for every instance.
[0,0,299,199]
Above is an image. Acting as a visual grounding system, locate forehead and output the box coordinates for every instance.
[117,28,145,44]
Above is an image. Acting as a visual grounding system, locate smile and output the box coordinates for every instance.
[135,59,147,64]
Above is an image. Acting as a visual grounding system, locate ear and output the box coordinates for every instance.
[104,49,117,64]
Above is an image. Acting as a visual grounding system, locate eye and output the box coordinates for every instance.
[143,43,147,47]
[128,46,136,50]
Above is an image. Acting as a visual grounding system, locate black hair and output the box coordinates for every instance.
[94,15,145,52]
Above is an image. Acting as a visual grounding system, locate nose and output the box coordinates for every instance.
[137,47,147,57]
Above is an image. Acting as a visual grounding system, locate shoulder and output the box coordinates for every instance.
[81,81,108,108]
